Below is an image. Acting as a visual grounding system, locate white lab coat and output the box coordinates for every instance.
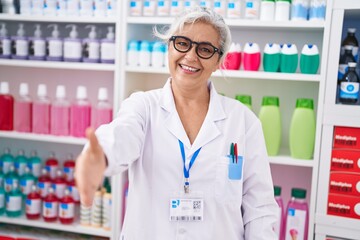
[96,78,278,240]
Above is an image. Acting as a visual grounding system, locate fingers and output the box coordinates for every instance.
[86,127,100,151]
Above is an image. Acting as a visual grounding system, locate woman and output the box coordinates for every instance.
[76,7,278,240]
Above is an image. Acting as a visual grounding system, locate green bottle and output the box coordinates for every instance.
[258,96,282,156]
[0,184,5,215]
[235,94,252,110]
[29,150,42,179]
[0,167,4,187]
[14,150,28,177]
[289,98,316,159]
[6,181,22,217]
[280,44,298,73]
[4,166,19,193]
[300,44,320,74]
[20,167,36,197]
[263,43,281,72]
[1,148,14,174]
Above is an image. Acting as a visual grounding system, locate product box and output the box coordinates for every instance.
[327,193,360,220]
[329,172,360,197]
[331,149,360,173]
[333,126,360,150]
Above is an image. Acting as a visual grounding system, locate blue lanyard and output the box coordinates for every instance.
[179,140,202,193]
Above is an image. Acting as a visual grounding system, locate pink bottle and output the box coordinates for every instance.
[284,188,309,240]
[50,85,70,136]
[243,42,261,71]
[14,83,32,133]
[221,43,242,70]
[93,87,113,129]
[70,86,91,137]
[0,82,14,131]
[274,186,284,240]
[32,84,50,134]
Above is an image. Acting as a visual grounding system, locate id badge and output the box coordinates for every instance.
[169,191,204,222]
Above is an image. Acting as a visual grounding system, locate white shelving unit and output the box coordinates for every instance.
[315,1,360,239]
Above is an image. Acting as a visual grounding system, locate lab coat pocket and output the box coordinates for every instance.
[215,156,243,204]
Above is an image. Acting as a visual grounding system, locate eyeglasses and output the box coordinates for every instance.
[169,36,223,59]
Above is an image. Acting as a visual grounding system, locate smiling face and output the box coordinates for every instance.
[168,21,221,91]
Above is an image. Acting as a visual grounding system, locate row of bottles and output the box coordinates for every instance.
[0,23,116,64]
[0,82,113,137]
[129,0,326,21]
[235,95,316,159]
[0,0,117,17]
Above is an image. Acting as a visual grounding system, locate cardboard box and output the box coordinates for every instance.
[331,149,360,173]
[333,126,360,150]
[329,172,360,197]
[327,193,360,220]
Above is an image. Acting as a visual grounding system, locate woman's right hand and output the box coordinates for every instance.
[75,127,107,207]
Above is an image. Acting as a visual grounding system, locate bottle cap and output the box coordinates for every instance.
[76,86,87,99]
[301,44,319,55]
[140,41,152,52]
[19,83,29,96]
[281,44,298,54]
[86,25,97,39]
[296,98,314,109]
[48,24,60,38]
[152,41,165,52]
[17,23,25,37]
[37,84,47,97]
[34,24,42,38]
[128,40,140,51]
[0,23,8,37]
[244,42,260,54]
[348,62,357,68]
[98,87,108,101]
[56,85,66,99]
[274,186,281,196]
[66,24,78,38]
[348,28,356,33]
[264,43,280,54]
[0,82,10,94]
[262,96,279,106]
[235,95,252,106]
[291,188,306,199]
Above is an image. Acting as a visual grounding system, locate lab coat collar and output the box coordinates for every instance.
[160,78,226,155]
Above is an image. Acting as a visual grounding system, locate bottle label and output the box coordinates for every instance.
[64,167,75,182]
[338,64,349,80]
[49,40,63,58]
[101,42,115,61]
[16,39,29,56]
[30,162,42,178]
[6,195,22,211]
[0,39,11,56]
[15,162,27,176]
[0,193,4,209]
[69,185,80,202]
[157,0,170,16]
[285,208,306,240]
[143,1,156,16]
[34,40,46,57]
[87,41,100,60]
[227,1,242,18]
[26,198,41,214]
[59,202,75,219]
[20,179,35,195]
[45,165,58,180]
[38,181,51,198]
[53,183,66,199]
[43,201,58,218]
[340,82,360,99]
[64,41,82,59]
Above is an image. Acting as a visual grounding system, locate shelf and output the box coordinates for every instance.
[0,59,116,71]
[269,156,314,168]
[0,14,117,23]
[0,215,111,237]
[316,214,360,239]
[125,66,321,82]
[323,104,360,127]
[0,131,87,145]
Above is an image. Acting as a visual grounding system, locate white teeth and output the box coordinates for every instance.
[181,64,198,72]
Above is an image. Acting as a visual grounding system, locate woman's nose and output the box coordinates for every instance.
[184,45,198,61]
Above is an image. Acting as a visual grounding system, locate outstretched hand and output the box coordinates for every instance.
[75,127,107,207]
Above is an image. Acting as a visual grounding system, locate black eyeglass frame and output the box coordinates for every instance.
[169,35,223,60]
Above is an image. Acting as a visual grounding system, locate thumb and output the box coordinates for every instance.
[86,127,100,151]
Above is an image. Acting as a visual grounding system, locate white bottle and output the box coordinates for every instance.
[129,0,143,16]
[143,0,157,16]
[157,0,170,16]
[83,25,100,63]
[100,26,115,64]
[20,0,32,15]
[80,0,93,16]
[94,0,107,17]
[170,0,185,16]
[0,23,11,59]
[309,0,326,21]
[213,0,227,17]
[11,23,29,60]
[151,41,166,68]
[43,0,57,16]
[31,0,44,15]
[291,0,309,21]
[227,0,242,19]
[260,0,275,21]
[57,0,67,16]
[139,41,152,67]
[275,0,290,21]
[184,0,199,11]
[64,24,82,62]
[244,0,260,19]
[46,24,63,61]
[127,40,140,66]
[67,0,80,16]
[29,24,46,61]
[106,0,117,17]
[199,0,212,8]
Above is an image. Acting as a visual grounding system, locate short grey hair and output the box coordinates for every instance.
[153,6,231,62]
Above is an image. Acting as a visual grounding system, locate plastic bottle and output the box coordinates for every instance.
[300,44,320,74]
[199,0,212,8]
[284,188,309,240]
[309,0,326,21]
[31,0,44,15]
[227,0,242,19]
[67,0,80,16]
[43,0,57,15]
[94,0,107,17]
[37,168,51,199]
[32,84,50,134]
[235,94,252,110]
[28,150,41,178]
[63,154,75,183]
[213,0,227,17]
[338,45,355,83]
[339,62,360,104]
[68,177,80,203]
[0,23,11,59]
[0,184,5,215]
[5,165,19,193]
[260,0,275,21]
[258,96,281,156]
[19,0,31,15]
[139,40,152,67]
[80,203,91,226]
[91,188,103,227]
[59,188,75,224]
[143,0,157,16]
[341,28,359,62]
[244,0,260,19]
[289,98,316,159]
[93,87,113,129]
[52,170,66,200]
[42,187,58,222]
[29,24,46,61]
[243,42,261,71]
[83,25,100,63]
[14,83,32,133]
[45,152,59,180]
[70,86,92,138]
[20,166,36,197]
[50,85,70,136]
[1,148,14,174]
[25,185,41,219]
[64,24,82,62]
[170,0,185,16]
[280,44,298,73]
[151,41,166,68]
[0,82,14,131]
[273,186,284,240]
[263,43,280,72]
[129,0,142,16]
[102,178,112,230]
[127,40,140,66]
[221,43,241,70]
[274,0,290,21]
[5,181,22,217]
[291,0,309,21]
[14,149,27,177]
[0,167,4,187]
[184,0,199,11]
[106,0,117,17]
[80,0,93,16]
[46,24,63,62]
[11,23,29,60]
[100,26,116,64]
